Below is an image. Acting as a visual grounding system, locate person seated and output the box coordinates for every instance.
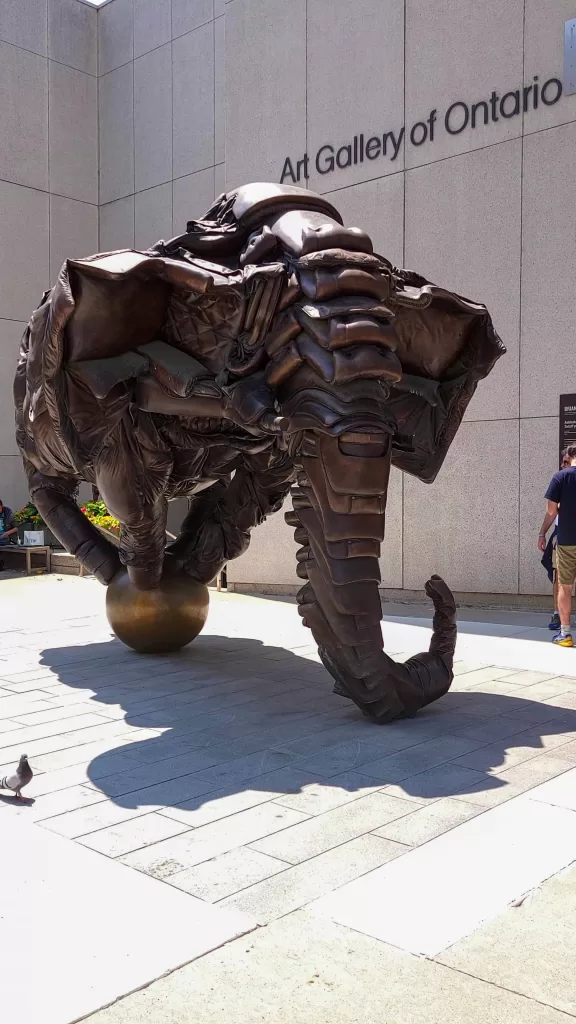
[0,499,18,546]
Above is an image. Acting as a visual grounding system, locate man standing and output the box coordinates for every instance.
[538,444,576,646]
[543,449,572,630]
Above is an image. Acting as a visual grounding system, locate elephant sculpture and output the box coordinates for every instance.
[14,182,504,723]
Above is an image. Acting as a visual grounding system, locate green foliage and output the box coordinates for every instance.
[14,503,44,528]
[80,500,120,533]
[14,499,121,534]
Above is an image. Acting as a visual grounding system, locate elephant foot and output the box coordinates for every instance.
[330,670,411,720]
[319,647,407,724]
[332,682,350,698]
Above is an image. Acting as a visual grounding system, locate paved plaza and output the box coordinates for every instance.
[1,573,576,1022]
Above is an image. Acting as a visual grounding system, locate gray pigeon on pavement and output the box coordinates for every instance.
[1,754,33,798]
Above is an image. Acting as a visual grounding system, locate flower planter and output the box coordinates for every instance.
[95,523,121,547]
[80,501,121,542]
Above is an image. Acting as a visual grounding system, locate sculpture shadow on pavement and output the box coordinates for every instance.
[32,633,576,814]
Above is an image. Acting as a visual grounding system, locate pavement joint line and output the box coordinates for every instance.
[426,950,576,1018]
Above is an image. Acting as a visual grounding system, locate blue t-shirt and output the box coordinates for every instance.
[0,507,14,534]
[545,467,576,545]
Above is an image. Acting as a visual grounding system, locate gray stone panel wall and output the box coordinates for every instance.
[0,0,98,507]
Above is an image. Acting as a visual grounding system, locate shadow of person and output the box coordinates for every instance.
[36,633,576,815]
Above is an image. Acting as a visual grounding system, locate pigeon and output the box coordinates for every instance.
[0,754,33,799]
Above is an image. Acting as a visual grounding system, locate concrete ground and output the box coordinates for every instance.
[1,573,575,1023]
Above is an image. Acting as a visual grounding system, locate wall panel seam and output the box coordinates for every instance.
[97,2,101,244]
[517,0,526,596]
[131,0,135,244]
[321,122,576,199]
[170,0,174,234]
[401,0,407,590]
[47,0,51,269]
[0,38,98,78]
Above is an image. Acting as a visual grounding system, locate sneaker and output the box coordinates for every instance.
[548,612,561,630]
[552,630,574,647]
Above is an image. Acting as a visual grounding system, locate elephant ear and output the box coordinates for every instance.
[64,249,246,365]
[387,275,505,484]
[65,253,171,362]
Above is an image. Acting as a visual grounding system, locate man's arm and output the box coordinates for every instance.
[538,500,558,552]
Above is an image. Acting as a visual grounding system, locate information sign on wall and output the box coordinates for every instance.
[565,18,576,95]
[560,393,576,461]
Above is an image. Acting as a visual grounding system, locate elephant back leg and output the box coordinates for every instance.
[167,449,295,584]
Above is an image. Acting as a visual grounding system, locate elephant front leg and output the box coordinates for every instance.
[26,463,120,584]
[286,432,457,723]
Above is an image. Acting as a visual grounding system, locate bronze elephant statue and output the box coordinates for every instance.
[14,182,504,722]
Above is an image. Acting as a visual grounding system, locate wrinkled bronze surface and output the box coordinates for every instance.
[106,560,209,654]
[14,182,505,722]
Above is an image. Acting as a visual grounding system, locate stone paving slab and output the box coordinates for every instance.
[0,813,255,1024]
[528,765,576,811]
[168,846,290,903]
[251,791,416,863]
[119,802,311,877]
[437,864,576,1016]
[372,795,482,846]
[77,811,192,857]
[308,795,576,955]
[157,772,306,827]
[223,832,408,924]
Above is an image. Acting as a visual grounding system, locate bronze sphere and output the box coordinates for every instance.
[106,559,209,653]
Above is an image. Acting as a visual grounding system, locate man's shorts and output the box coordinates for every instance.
[556,545,576,585]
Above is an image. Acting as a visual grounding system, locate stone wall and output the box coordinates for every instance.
[0,0,98,507]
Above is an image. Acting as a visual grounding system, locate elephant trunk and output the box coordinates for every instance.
[284,411,457,722]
